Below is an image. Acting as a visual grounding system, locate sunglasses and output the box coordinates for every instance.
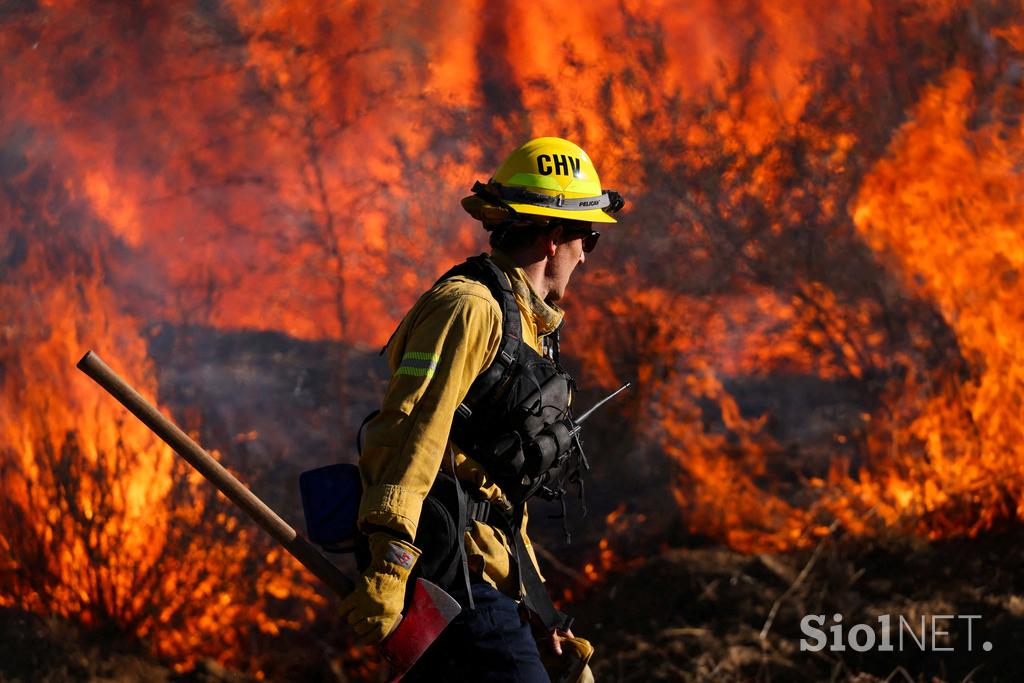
[555,223,601,253]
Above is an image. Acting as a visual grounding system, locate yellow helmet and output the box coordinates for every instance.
[462,137,624,225]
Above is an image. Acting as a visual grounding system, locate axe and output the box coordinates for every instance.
[76,350,459,681]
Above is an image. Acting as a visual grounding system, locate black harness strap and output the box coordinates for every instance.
[435,254,523,417]
[462,495,570,631]
[447,445,475,610]
[499,503,573,633]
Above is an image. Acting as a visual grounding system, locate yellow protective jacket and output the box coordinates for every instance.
[357,249,564,596]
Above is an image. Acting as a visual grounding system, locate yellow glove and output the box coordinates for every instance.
[338,532,421,644]
[543,635,595,683]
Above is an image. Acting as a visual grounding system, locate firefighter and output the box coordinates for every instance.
[339,137,623,682]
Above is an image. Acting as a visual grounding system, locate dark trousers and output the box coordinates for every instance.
[403,581,551,683]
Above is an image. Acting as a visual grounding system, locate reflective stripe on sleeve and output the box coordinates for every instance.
[396,351,440,378]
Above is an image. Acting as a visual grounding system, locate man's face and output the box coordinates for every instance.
[545,221,591,302]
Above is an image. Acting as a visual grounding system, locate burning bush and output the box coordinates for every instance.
[0,163,322,671]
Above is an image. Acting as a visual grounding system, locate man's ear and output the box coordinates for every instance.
[545,225,562,257]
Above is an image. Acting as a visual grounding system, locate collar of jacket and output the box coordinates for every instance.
[489,248,565,338]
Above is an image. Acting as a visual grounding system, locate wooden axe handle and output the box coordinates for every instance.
[76,350,354,597]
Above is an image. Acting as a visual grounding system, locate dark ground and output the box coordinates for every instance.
[3,528,1024,682]
[573,529,1024,682]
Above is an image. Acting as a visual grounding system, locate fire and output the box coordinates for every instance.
[566,2,1024,553]
[583,507,632,582]
[837,63,1024,537]
[559,505,646,603]
[4,0,1024,672]
[0,101,321,669]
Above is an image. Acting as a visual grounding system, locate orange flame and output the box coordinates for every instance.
[0,141,322,671]
[836,63,1024,537]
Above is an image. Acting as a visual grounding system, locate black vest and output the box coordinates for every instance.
[435,254,575,504]
[407,254,577,630]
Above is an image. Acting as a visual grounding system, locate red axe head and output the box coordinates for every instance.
[382,578,461,681]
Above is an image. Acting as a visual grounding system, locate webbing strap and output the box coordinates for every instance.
[509,504,573,633]
[477,503,571,632]
[437,254,522,413]
[466,499,491,523]
[448,446,475,611]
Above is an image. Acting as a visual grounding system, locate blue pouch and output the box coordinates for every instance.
[299,463,362,553]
